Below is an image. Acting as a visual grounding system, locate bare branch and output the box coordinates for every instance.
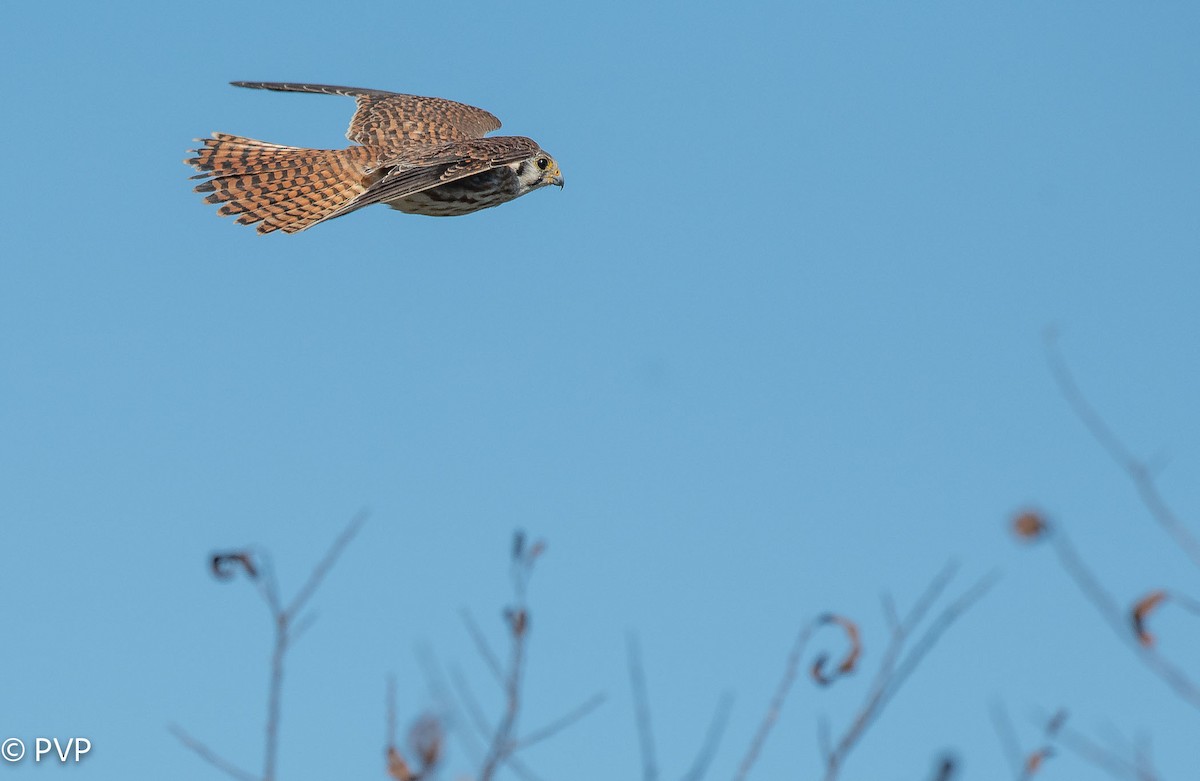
[461,608,506,688]
[1057,723,1160,781]
[447,666,551,781]
[733,618,819,781]
[822,568,998,781]
[284,510,367,618]
[1013,709,1068,781]
[263,513,365,781]
[1132,733,1159,781]
[450,664,496,741]
[989,701,1024,778]
[517,692,606,750]
[821,564,960,779]
[477,613,526,781]
[169,724,259,781]
[628,635,659,781]
[1045,332,1200,570]
[1049,529,1200,709]
[175,513,366,781]
[678,692,733,781]
[478,532,543,781]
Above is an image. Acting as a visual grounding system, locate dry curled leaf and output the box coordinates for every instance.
[210,551,257,580]
[811,613,861,686]
[1012,510,1049,542]
[387,745,415,781]
[1132,590,1169,647]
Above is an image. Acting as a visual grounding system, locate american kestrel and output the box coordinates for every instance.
[186,82,563,234]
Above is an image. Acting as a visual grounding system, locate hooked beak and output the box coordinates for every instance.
[548,166,564,188]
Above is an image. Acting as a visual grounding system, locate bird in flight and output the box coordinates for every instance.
[186,82,563,234]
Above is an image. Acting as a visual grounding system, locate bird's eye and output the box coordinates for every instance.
[536,157,549,170]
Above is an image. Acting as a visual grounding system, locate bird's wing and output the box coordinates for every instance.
[230,82,502,152]
[322,136,540,221]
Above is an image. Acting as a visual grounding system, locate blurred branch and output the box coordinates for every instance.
[1045,331,1200,570]
[733,564,994,781]
[175,511,366,781]
[995,706,1067,780]
[169,724,258,781]
[446,655,545,781]
[928,754,958,781]
[262,512,366,781]
[1046,522,1200,710]
[462,608,506,688]
[1056,723,1160,781]
[629,636,733,781]
[628,635,659,781]
[732,618,820,781]
[477,531,544,781]
[989,701,1024,777]
[451,663,497,744]
[821,565,998,781]
[516,693,606,750]
[678,692,733,781]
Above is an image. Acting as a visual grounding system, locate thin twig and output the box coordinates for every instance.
[1132,733,1158,781]
[678,692,733,781]
[733,619,819,781]
[880,573,999,719]
[1056,724,1158,781]
[478,535,540,781]
[822,569,998,781]
[432,657,547,781]
[628,635,659,781]
[450,664,495,741]
[1014,708,1067,781]
[517,693,606,749]
[419,650,486,770]
[821,563,962,780]
[1051,530,1200,709]
[169,724,259,781]
[264,620,287,781]
[1045,332,1200,570]
[989,701,1024,778]
[174,512,365,781]
[284,511,367,618]
[461,608,506,687]
[262,512,365,781]
[477,618,527,781]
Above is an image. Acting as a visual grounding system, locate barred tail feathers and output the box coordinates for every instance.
[186,133,371,234]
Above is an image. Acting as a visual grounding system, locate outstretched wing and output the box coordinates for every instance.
[324,136,541,222]
[230,81,502,152]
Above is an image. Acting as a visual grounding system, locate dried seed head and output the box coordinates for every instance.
[1012,510,1049,542]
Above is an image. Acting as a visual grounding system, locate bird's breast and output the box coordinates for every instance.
[385,167,519,217]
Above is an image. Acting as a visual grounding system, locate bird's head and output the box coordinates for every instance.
[513,152,564,193]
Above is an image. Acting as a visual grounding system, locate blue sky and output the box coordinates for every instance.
[2,2,1200,779]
